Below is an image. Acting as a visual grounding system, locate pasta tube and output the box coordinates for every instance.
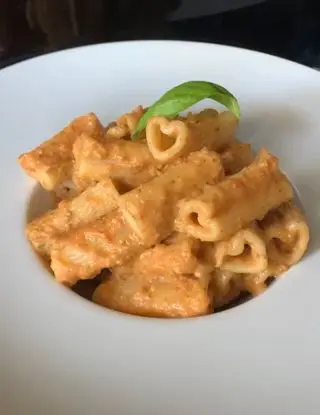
[259,202,310,269]
[72,133,158,190]
[118,149,224,245]
[93,245,212,318]
[18,113,104,190]
[186,110,238,152]
[50,210,141,286]
[240,204,309,295]
[26,179,121,257]
[131,237,203,278]
[146,117,190,162]
[146,111,238,163]
[175,149,293,242]
[213,225,268,274]
[50,150,224,285]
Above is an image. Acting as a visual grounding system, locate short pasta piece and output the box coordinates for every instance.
[146,117,190,162]
[50,209,142,286]
[213,225,268,274]
[93,271,212,318]
[26,178,121,257]
[259,202,309,270]
[146,111,238,163]
[175,149,293,242]
[18,113,104,190]
[240,203,309,296]
[132,237,202,278]
[93,240,212,318]
[72,133,158,190]
[185,110,238,152]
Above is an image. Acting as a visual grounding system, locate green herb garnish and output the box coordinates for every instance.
[133,81,240,140]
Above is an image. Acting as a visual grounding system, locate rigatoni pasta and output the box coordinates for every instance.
[93,265,212,318]
[259,202,309,270]
[50,149,225,284]
[18,100,309,318]
[184,110,238,152]
[26,178,121,257]
[146,110,238,163]
[175,149,293,242]
[50,209,142,286]
[212,225,268,274]
[93,234,212,317]
[72,133,158,190]
[19,113,104,190]
[146,117,190,162]
[130,236,206,279]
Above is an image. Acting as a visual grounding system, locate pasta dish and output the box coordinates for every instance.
[18,84,309,318]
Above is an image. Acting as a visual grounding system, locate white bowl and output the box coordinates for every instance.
[1,41,320,415]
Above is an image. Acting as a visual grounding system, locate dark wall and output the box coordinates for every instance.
[0,0,319,67]
[172,0,320,66]
[0,0,180,58]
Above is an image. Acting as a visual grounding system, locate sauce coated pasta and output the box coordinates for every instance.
[18,102,309,318]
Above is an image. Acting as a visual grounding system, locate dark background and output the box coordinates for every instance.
[0,0,319,69]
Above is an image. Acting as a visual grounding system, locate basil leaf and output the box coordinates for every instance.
[132,81,240,140]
